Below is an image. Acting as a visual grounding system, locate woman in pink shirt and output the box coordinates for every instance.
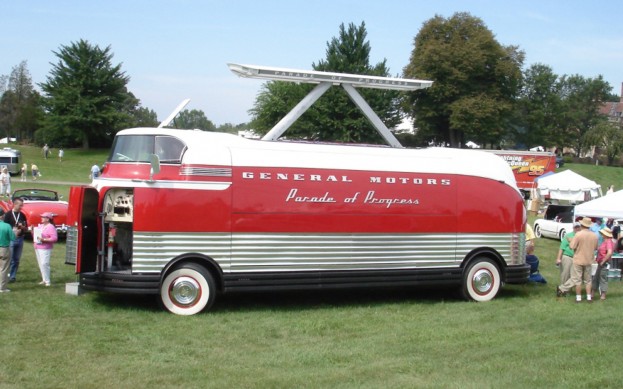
[33,212,58,286]
[594,227,614,300]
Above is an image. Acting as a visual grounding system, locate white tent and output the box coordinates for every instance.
[536,169,601,203]
[574,190,623,219]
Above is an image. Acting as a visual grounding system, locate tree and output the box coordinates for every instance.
[250,22,401,144]
[513,63,562,148]
[586,120,623,165]
[0,61,43,142]
[169,109,216,131]
[128,106,159,128]
[39,39,134,148]
[403,12,524,147]
[217,122,250,134]
[557,74,611,156]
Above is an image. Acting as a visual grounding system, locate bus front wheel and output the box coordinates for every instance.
[462,258,501,302]
[160,263,216,315]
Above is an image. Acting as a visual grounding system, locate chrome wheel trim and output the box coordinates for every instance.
[169,276,202,307]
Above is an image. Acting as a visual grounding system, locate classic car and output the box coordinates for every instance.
[0,189,68,235]
[533,204,575,241]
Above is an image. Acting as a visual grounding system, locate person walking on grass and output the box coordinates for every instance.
[0,208,16,293]
[31,163,39,180]
[20,163,27,182]
[557,217,598,302]
[0,167,10,197]
[33,212,58,286]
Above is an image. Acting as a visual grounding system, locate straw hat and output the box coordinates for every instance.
[579,217,592,228]
[600,227,613,238]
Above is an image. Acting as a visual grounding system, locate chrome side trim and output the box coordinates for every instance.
[92,177,231,191]
[180,167,232,177]
[131,232,516,274]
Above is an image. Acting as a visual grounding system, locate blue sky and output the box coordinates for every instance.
[1,1,622,125]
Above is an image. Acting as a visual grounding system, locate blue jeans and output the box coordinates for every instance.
[8,236,24,281]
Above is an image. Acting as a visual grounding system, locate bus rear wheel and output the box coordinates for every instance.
[160,263,216,315]
[462,258,501,302]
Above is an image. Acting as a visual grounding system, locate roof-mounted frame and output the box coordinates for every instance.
[228,64,433,148]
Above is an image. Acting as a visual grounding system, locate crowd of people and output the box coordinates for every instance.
[554,216,621,302]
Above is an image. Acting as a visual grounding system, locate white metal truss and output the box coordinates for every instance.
[228,63,433,147]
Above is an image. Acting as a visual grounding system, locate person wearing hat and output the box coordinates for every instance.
[33,212,58,287]
[557,217,598,302]
[593,227,614,300]
[0,208,16,293]
[555,222,581,285]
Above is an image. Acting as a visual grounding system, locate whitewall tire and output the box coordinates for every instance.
[160,263,216,315]
[462,258,501,302]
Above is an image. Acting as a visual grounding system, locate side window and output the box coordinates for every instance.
[109,136,155,162]
[155,136,186,163]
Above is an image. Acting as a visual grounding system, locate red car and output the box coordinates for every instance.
[0,189,68,235]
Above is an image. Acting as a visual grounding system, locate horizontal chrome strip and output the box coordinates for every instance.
[93,178,231,191]
[131,232,517,274]
[180,167,232,177]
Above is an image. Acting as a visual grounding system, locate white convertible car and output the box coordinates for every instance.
[534,204,575,241]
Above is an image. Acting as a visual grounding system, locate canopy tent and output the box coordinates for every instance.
[536,169,601,203]
[574,190,623,219]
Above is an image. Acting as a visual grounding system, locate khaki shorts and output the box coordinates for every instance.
[570,263,592,286]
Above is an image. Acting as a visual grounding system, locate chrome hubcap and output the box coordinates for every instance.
[170,276,200,306]
[472,269,493,294]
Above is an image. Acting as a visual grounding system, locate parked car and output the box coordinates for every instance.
[0,189,68,236]
[555,155,564,168]
[534,204,575,241]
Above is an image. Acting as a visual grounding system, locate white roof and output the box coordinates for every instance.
[537,170,600,191]
[116,128,518,187]
[536,170,601,202]
[575,190,623,219]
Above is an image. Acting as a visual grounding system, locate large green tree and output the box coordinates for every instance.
[557,74,611,156]
[513,63,562,148]
[250,22,401,144]
[40,39,135,148]
[0,61,43,142]
[586,119,623,165]
[403,12,524,148]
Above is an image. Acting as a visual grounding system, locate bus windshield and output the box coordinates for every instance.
[109,135,186,163]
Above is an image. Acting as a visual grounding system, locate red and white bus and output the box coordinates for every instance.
[66,128,529,314]
[65,65,529,315]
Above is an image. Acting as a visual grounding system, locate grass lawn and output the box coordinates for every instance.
[1,149,622,388]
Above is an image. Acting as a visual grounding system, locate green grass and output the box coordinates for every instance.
[8,144,109,199]
[1,152,623,388]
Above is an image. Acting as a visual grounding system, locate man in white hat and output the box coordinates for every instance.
[557,217,598,302]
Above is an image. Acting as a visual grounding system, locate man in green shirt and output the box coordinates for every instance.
[0,208,16,293]
[555,222,581,286]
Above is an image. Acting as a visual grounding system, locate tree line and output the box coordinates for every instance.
[0,13,620,163]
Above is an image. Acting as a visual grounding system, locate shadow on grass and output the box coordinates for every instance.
[92,293,162,313]
[85,283,539,314]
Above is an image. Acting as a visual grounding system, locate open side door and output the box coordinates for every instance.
[65,186,99,273]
